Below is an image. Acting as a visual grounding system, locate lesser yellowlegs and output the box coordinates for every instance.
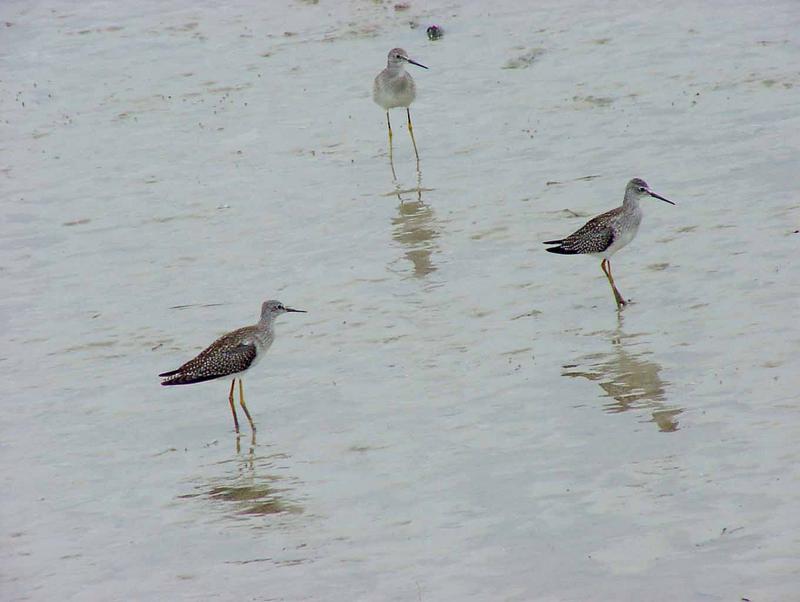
[544,178,675,309]
[373,47,428,165]
[159,300,306,433]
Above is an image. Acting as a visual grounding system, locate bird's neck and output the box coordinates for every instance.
[386,63,406,77]
[622,195,640,213]
[253,320,275,349]
[256,318,275,333]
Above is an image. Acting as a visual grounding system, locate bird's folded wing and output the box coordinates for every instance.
[561,223,614,254]
[223,343,258,374]
[160,343,257,385]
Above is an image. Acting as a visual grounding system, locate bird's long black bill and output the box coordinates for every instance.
[405,58,428,69]
[286,308,307,313]
[649,191,675,205]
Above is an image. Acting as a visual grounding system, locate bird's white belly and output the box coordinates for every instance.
[376,90,414,110]
[599,225,639,259]
[228,336,272,379]
[374,76,416,110]
[246,352,262,372]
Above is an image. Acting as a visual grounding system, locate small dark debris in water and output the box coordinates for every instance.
[511,309,542,320]
[151,343,163,351]
[169,302,225,310]
[394,2,410,11]
[426,25,444,40]
[283,31,297,37]
[721,526,744,536]
[225,557,273,565]
[63,218,91,226]
[547,174,601,186]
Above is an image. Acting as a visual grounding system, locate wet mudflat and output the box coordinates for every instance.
[1,0,799,600]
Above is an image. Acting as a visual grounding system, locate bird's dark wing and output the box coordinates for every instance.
[221,343,258,373]
[160,342,257,386]
[544,209,617,255]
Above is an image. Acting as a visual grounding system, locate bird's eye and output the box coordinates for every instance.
[638,187,646,192]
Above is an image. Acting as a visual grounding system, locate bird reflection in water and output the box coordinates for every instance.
[179,433,302,518]
[390,171,439,278]
[562,326,682,432]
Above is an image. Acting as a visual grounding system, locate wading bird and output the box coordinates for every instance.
[159,300,305,433]
[544,178,675,309]
[373,47,428,166]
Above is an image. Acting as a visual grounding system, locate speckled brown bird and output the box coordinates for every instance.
[159,300,306,433]
[544,178,675,309]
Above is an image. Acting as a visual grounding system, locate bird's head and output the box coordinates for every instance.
[387,47,428,70]
[627,178,675,205]
[260,300,306,320]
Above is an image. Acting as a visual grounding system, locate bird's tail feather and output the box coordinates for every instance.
[542,239,564,245]
[545,246,579,255]
[160,372,222,386]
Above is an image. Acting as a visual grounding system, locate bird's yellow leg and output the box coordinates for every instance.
[238,379,257,433]
[407,108,420,163]
[248,429,257,457]
[386,111,397,179]
[601,259,626,309]
[228,379,240,433]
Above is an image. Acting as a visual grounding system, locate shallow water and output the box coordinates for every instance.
[2,0,799,600]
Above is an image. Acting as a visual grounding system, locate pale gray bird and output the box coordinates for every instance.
[159,300,306,433]
[544,178,675,308]
[373,47,428,164]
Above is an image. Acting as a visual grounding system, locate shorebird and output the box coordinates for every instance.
[543,178,675,309]
[373,47,428,166]
[159,300,306,433]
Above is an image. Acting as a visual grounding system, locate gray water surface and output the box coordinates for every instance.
[2,0,799,600]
